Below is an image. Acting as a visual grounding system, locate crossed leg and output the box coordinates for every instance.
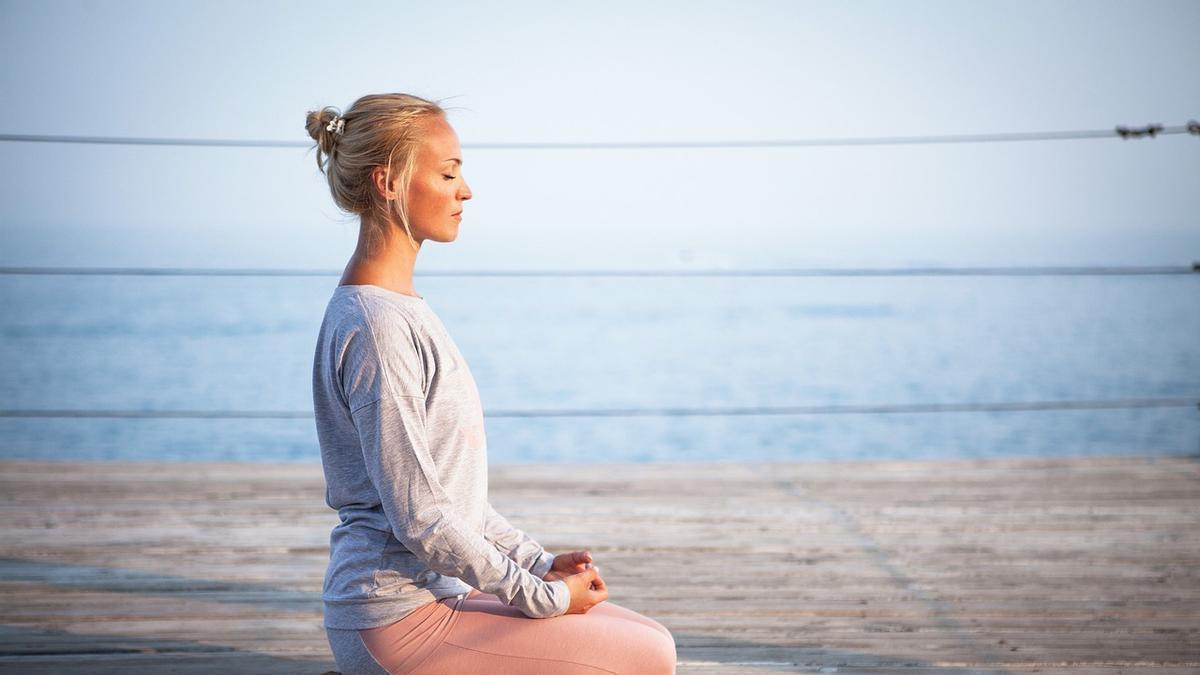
[466,589,673,639]
[360,589,675,674]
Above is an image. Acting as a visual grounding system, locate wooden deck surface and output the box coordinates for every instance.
[0,455,1197,673]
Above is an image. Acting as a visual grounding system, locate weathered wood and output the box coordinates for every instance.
[0,456,1197,673]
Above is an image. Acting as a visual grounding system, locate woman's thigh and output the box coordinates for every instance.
[467,589,673,639]
[359,592,675,674]
[413,596,675,675]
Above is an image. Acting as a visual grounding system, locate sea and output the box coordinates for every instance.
[1,272,1197,464]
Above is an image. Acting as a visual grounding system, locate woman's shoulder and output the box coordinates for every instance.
[322,286,435,401]
[327,285,429,332]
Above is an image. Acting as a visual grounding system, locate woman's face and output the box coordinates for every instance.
[402,116,472,243]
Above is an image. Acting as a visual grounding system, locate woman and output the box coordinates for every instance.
[307,93,676,674]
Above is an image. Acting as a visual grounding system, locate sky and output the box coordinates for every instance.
[1,0,1197,271]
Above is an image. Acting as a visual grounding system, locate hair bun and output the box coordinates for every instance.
[305,106,342,157]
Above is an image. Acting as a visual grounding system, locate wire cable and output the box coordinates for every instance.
[1,398,1195,420]
[0,265,1195,278]
[1,122,1196,149]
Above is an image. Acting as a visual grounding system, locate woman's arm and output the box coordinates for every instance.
[339,306,568,619]
[353,394,569,618]
[482,502,557,579]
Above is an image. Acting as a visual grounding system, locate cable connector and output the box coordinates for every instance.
[1115,124,1164,139]
[1186,120,1200,136]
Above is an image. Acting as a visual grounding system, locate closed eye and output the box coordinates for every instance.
[443,174,456,180]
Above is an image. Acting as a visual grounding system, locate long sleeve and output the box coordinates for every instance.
[338,298,569,620]
[483,501,557,580]
[352,395,569,618]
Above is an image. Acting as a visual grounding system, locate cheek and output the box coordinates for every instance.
[407,180,439,214]
[411,179,456,210]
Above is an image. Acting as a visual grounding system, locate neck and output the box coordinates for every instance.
[339,216,423,297]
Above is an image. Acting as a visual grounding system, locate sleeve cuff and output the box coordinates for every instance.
[548,578,571,616]
[530,550,556,580]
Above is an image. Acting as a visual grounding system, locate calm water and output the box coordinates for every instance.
[0,273,1197,463]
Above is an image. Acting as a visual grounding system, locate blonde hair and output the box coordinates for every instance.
[305,93,446,253]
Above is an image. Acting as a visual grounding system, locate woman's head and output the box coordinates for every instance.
[305,93,471,253]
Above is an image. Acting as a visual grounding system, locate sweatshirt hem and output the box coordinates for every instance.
[323,588,466,630]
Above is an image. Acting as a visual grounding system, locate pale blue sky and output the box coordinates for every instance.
[1,0,1197,270]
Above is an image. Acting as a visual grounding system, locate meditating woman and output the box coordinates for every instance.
[307,93,676,674]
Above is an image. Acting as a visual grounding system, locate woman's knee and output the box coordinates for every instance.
[646,623,676,673]
[642,615,674,641]
[581,602,675,672]
[612,618,675,674]
[594,601,674,641]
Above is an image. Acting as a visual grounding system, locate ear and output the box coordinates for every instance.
[370,166,398,202]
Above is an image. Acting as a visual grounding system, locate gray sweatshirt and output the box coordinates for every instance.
[312,284,570,629]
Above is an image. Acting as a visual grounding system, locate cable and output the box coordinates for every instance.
[1,122,1196,149]
[0,134,301,148]
[1,398,1195,419]
[0,265,1195,278]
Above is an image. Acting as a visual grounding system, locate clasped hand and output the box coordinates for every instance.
[542,550,607,614]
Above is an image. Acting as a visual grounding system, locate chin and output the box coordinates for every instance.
[419,226,458,244]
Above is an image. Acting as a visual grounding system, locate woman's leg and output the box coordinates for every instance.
[467,589,673,639]
[353,597,459,674]
[361,593,675,675]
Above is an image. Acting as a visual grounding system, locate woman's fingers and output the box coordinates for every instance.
[570,550,592,570]
[564,565,608,614]
[559,550,593,574]
[589,567,609,605]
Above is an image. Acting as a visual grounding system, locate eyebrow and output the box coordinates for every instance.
[443,158,462,166]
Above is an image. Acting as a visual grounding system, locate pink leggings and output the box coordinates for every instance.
[326,589,676,674]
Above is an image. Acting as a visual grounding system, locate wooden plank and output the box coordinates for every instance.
[0,456,1197,673]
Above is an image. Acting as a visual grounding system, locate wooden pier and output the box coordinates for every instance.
[0,455,1197,673]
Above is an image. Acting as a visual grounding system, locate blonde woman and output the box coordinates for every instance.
[307,93,676,674]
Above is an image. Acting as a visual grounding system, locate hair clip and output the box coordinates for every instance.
[326,116,345,135]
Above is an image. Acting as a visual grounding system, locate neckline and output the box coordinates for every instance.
[335,284,425,302]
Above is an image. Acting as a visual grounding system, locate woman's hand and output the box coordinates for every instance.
[562,565,607,615]
[542,550,594,582]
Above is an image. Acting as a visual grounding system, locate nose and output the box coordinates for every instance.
[459,178,472,202]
